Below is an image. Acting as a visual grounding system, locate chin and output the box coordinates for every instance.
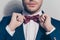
[28,8,39,13]
[26,9,39,14]
[24,6,40,14]
[28,8,38,11]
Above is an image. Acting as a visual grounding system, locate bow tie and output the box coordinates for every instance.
[24,15,39,24]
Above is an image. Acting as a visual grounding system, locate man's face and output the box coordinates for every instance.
[22,0,43,14]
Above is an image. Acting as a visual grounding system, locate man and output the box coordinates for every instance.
[0,0,60,40]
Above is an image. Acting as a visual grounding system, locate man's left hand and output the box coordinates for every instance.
[39,14,54,32]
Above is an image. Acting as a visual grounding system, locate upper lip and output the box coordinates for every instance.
[27,2,36,5]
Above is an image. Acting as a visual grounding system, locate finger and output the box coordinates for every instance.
[16,17,24,22]
[42,14,46,20]
[23,15,26,20]
[40,15,45,22]
[16,13,26,19]
[43,14,51,21]
[16,16,23,22]
[39,16,44,23]
[11,12,18,21]
[17,15,25,22]
[12,12,25,22]
[40,17,45,22]
[41,14,49,22]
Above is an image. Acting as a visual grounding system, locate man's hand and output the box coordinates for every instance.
[8,12,25,31]
[39,14,54,32]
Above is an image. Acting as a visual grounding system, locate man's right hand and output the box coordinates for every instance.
[8,12,25,31]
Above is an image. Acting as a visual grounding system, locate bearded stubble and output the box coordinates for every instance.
[22,0,43,14]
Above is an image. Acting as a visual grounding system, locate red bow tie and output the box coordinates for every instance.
[24,15,39,24]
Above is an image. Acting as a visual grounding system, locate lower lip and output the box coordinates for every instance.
[29,5,36,7]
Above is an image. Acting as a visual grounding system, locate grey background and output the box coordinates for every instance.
[0,0,60,21]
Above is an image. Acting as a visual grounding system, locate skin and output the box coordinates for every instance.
[8,0,54,32]
[22,0,43,14]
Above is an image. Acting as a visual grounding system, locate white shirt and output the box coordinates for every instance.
[6,10,56,40]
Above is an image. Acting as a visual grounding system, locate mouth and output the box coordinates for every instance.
[27,2,37,7]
